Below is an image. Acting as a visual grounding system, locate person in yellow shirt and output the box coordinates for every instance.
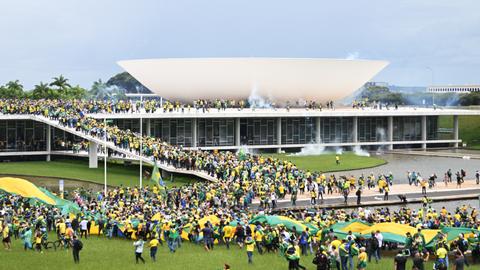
[245,236,255,264]
[223,225,233,250]
[57,220,66,237]
[331,236,341,250]
[149,237,160,262]
[2,223,11,250]
[357,247,367,270]
[254,229,264,254]
[35,230,43,253]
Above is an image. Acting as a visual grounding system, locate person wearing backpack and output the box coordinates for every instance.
[72,235,83,264]
[367,232,379,263]
[312,247,330,270]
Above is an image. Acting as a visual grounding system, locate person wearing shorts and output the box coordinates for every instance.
[2,223,11,250]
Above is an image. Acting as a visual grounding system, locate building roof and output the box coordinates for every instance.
[117,58,388,103]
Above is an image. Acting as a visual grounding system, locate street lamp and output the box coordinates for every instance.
[104,118,107,196]
[139,96,143,188]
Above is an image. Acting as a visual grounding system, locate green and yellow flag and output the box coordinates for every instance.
[150,162,164,186]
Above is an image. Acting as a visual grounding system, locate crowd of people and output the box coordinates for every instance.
[0,98,339,115]
[351,98,399,110]
[0,98,479,269]
[1,185,479,269]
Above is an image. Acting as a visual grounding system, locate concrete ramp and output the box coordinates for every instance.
[30,115,217,182]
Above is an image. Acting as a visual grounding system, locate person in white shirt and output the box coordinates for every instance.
[133,236,145,264]
[79,218,88,239]
[375,230,384,259]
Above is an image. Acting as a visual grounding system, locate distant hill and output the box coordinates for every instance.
[106,72,152,94]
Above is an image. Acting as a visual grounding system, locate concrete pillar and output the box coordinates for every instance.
[146,119,151,137]
[316,117,321,144]
[352,116,358,143]
[387,116,393,150]
[235,118,241,147]
[453,115,459,148]
[46,125,51,161]
[89,141,98,168]
[277,117,282,153]
[421,115,427,149]
[192,118,198,148]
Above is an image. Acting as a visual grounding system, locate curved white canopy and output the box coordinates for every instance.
[118,58,388,103]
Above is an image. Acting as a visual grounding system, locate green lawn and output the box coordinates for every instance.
[439,115,480,148]
[1,235,439,270]
[266,152,386,173]
[0,159,196,187]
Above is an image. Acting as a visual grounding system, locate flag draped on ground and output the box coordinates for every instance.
[249,215,319,235]
[39,187,81,215]
[0,177,56,204]
[0,177,81,215]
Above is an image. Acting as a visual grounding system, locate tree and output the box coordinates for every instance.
[50,75,71,97]
[459,92,480,106]
[88,79,126,100]
[360,85,404,104]
[0,80,25,98]
[50,75,71,89]
[64,85,87,99]
[30,82,51,99]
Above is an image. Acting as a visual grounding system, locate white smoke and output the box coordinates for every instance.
[345,52,360,60]
[353,145,370,157]
[237,145,258,155]
[375,127,387,155]
[289,144,326,156]
[248,84,272,109]
[335,147,344,155]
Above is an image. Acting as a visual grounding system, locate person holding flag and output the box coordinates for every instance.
[150,162,167,198]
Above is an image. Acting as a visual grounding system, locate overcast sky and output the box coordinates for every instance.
[1,0,479,89]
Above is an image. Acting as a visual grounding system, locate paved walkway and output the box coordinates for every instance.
[386,150,480,160]
[253,180,480,209]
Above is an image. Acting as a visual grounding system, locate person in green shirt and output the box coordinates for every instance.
[339,239,350,270]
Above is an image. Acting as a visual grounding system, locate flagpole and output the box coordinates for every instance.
[104,117,107,196]
[140,116,143,188]
[139,96,143,188]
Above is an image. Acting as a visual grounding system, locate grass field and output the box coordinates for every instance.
[0,159,196,187]
[2,235,440,270]
[267,152,386,173]
[439,115,480,148]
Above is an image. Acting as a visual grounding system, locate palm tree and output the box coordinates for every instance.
[90,79,105,98]
[31,82,51,99]
[50,75,71,97]
[50,75,71,89]
[3,80,24,98]
[6,80,23,91]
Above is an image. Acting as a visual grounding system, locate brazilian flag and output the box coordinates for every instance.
[150,162,163,186]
